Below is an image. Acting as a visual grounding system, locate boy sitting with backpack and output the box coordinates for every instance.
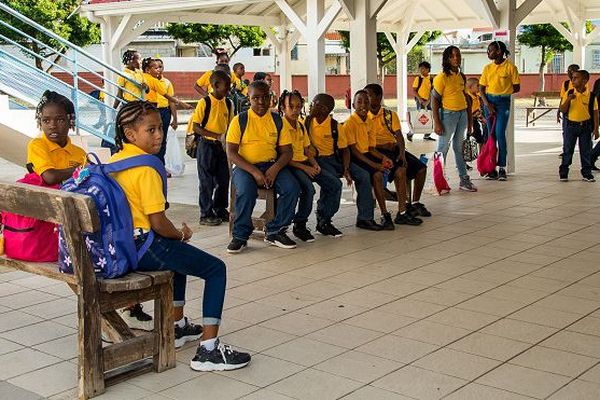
[191,70,234,226]
[226,81,300,253]
[559,69,599,182]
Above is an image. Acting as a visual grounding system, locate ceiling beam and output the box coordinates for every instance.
[338,0,354,20]
[274,0,307,37]
[317,1,342,37]
[370,0,389,19]
[109,14,132,51]
[168,12,280,27]
[480,0,499,29]
[515,0,544,25]
[82,0,260,17]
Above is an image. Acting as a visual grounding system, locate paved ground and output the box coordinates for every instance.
[2,112,600,399]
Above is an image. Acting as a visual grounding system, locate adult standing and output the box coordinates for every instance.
[479,41,520,181]
[431,45,477,192]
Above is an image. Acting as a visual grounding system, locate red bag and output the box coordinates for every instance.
[477,117,498,176]
[2,173,59,262]
[433,152,451,195]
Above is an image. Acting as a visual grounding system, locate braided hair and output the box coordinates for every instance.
[141,57,155,72]
[35,90,75,129]
[489,40,510,58]
[442,45,461,76]
[114,101,158,151]
[122,49,138,66]
[278,89,304,117]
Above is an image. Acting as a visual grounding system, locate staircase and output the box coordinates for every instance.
[0,2,143,149]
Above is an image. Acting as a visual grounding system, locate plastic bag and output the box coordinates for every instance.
[165,130,185,176]
[433,152,451,195]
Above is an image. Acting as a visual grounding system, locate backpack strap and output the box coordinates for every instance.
[304,115,312,135]
[271,111,283,145]
[238,111,249,142]
[200,95,211,128]
[226,98,233,121]
[564,80,570,92]
[416,75,424,92]
[331,118,339,153]
[383,108,394,134]
[589,92,596,122]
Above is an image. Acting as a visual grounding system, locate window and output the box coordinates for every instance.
[253,48,262,56]
[593,50,600,69]
[480,33,493,42]
[253,48,271,56]
[291,45,298,60]
[550,53,564,73]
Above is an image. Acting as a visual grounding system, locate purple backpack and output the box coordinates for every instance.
[58,153,167,279]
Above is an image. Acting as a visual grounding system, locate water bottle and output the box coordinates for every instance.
[419,153,429,165]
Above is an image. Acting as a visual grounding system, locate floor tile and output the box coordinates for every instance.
[425,308,499,330]
[547,379,600,400]
[269,368,363,400]
[306,323,384,349]
[357,335,438,364]
[541,331,600,358]
[477,364,571,399]
[567,316,600,337]
[221,325,296,352]
[340,385,414,399]
[7,361,76,397]
[260,311,333,336]
[414,348,501,380]
[510,305,582,329]
[215,354,304,387]
[301,299,369,321]
[393,320,472,346]
[449,332,532,361]
[0,310,44,333]
[377,298,446,319]
[345,310,417,333]
[444,383,538,400]
[237,389,296,399]
[314,350,403,383]
[511,345,598,377]
[0,381,43,400]
[33,334,77,360]
[481,319,558,344]
[2,320,76,346]
[160,374,257,400]
[262,337,347,367]
[0,337,23,355]
[373,365,467,400]
[0,348,61,379]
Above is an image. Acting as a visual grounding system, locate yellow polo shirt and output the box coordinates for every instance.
[344,112,376,154]
[467,92,481,114]
[433,71,468,111]
[413,74,432,100]
[196,70,239,93]
[368,107,400,146]
[156,77,174,108]
[110,143,165,231]
[226,110,292,164]
[27,134,86,176]
[562,89,598,122]
[192,94,232,140]
[117,68,144,101]
[143,73,169,104]
[285,118,310,162]
[479,59,520,95]
[307,115,347,157]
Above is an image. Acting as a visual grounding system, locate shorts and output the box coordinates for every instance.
[378,148,427,182]
[351,153,382,178]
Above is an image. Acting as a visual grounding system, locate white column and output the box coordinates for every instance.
[277,27,293,92]
[572,19,587,68]
[500,0,517,173]
[349,0,378,94]
[306,0,326,98]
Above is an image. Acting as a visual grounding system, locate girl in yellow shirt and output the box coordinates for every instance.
[479,41,520,181]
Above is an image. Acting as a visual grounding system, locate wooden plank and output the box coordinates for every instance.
[104,359,154,387]
[136,270,173,286]
[103,334,155,371]
[0,183,99,232]
[99,286,158,313]
[101,311,135,344]
[153,282,175,372]
[98,273,153,293]
[0,258,77,285]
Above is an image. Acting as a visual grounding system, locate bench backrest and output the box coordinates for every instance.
[0,182,100,286]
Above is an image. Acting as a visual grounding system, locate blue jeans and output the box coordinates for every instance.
[317,156,374,221]
[484,94,511,168]
[196,139,229,218]
[560,122,593,176]
[231,164,300,239]
[290,165,342,223]
[135,233,226,326]
[437,109,468,178]
[156,108,171,165]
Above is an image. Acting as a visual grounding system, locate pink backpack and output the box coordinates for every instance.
[2,173,59,262]
[477,117,498,176]
[433,152,451,195]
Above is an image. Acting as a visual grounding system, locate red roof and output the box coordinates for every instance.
[325,31,342,40]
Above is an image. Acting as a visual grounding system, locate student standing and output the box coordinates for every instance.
[479,41,520,181]
[411,61,435,141]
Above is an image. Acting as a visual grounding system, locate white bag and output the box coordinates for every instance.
[165,130,185,176]
[409,110,434,135]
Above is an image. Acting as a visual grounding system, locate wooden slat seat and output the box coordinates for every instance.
[0,182,175,399]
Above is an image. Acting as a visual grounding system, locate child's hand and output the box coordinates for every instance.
[595,130,599,140]
[252,170,268,188]
[486,104,496,116]
[265,167,278,188]
[304,166,320,178]
[179,100,193,110]
[434,122,444,135]
[312,163,321,174]
[170,121,178,130]
[181,223,193,241]
[343,169,353,186]
[382,157,393,169]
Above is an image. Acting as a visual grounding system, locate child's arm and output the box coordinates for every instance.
[169,101,178,130]
[465,93,473,134]
[306,149,320,172]
[431,93,444,135]
[113,88,124,109]
[350,145,384,171]
[148,212,192,242]
[594,107,599,139]
[41,167,79,186]
[340,148,352,185]
[265,144,293,187]
[194,83,208,97]
[479,85,495,116]
[559,92,575,114]
[193,123,222,140]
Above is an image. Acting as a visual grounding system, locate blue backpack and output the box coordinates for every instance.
[58,154,167,279]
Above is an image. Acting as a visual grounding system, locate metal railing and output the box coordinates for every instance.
[0,2,144,143]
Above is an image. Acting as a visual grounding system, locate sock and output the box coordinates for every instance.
[201,337,217,351]
[175,317,186,328]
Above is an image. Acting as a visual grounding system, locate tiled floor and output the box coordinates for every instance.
[2,118,600,399]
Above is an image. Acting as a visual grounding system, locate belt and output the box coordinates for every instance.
[133,228,150,238]
[566,119,592,127]
[199,137,224,145]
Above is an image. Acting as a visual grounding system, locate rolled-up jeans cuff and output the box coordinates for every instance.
[173,300,186,307]
[203,317,221,326]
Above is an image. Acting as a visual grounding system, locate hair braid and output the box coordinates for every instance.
[114,101,158,151]
[35,90,76,129]
[278,89,305,117]
[122,49,138,66]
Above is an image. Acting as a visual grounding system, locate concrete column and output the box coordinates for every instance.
[349,0,378,94]
[572,19,587,68]
[500,0,517,173]
[277,26,293,92]
[306,0,325,98]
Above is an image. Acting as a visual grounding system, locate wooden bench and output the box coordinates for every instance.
[526,91,561,127]
[0,183,175,399]
[228,186,276,239]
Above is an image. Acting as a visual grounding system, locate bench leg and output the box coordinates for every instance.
[153,282,175,372]
[78,294,105,399]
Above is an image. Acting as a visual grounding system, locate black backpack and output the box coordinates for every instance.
[304,115,340,158]
[229,87,250,115]
[238,111,283,144]
[185,96,234,158]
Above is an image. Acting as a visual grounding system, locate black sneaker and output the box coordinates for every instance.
[592,165,600,172]
[356,219,383,231]
[559,172,568,182]
[316,222,343,238]
[413,202,432,217]
[582,175,596,182]
[120,304,153,331]
[466,163,473,171]
[227,238,247,254]
[394,212,423,226]
[405,203,419,218]
[292,223,315,242]
[215,210,230,222]
[407,133,413,142]
[190,339,251,372]
[384,188,398,201]
[424,135,436,141]
[486,170,498,180]
[498,168,507,181]
[200,216,221,226]
[381,212,395,230]
[265,231,297,249]
[175,317,203,348]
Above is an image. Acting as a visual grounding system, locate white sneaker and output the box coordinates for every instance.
[119,304,154,331]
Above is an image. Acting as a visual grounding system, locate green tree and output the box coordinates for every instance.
[0,0,100,71]
[338,31,440,80]
[166,24,265,56]
[518,22,592,96]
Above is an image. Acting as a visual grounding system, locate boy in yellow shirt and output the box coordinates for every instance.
[191,70,234,225]
[194,49,239,97]
[226,81,300,253]
[559,69,598,182]
[411,61,435,141]
[466,78,486,148]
